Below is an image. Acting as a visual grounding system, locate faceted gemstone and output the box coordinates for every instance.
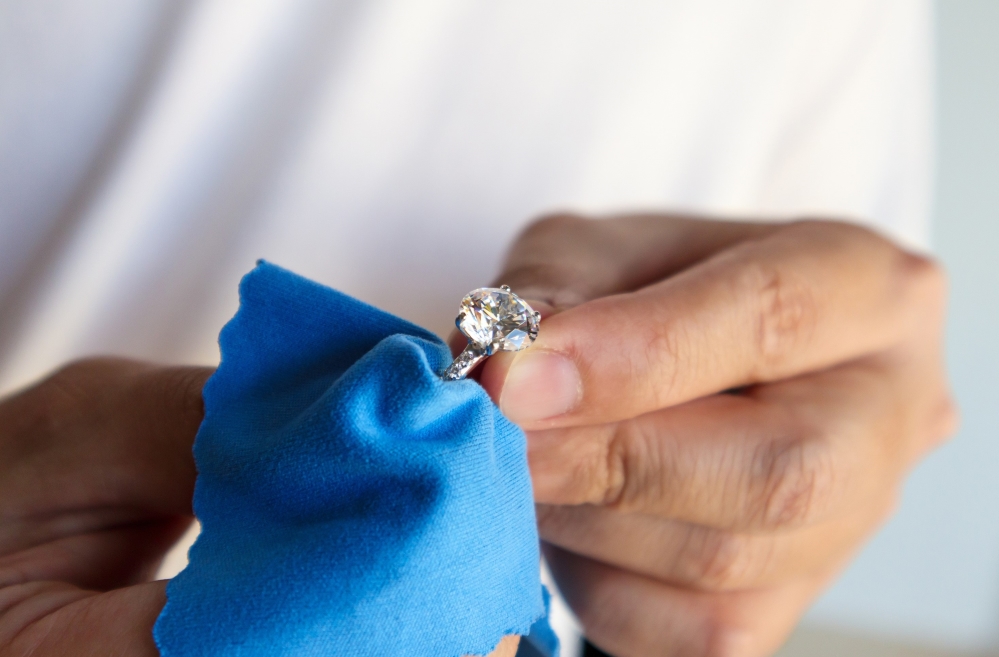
[456,287,540,354]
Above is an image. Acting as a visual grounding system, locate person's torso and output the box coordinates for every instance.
[0,0,931,395]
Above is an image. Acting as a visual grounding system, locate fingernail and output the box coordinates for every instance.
[500,350,581,423]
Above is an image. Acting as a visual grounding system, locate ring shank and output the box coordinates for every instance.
[442,343,488,381]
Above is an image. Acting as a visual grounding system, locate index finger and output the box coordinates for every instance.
[0,358,213,526]
[481,221,938,428]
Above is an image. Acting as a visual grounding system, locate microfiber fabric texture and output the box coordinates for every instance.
[154,261,557,657]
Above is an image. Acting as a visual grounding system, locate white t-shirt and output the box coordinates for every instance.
[0,0,932,395]
[0,0,932,649]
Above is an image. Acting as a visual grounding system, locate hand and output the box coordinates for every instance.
[0,359,210,655]
[476,214,956,656]
[0,359,522,657]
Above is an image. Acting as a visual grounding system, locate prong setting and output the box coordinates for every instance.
[442,286,541,380]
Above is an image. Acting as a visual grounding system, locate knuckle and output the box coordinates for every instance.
[680,530,764,592]
[890,251,949,333]
[927,392,960,448]
[601,419,670,512]
[639,314,685,406]
[897,251,947,306]
[601,423,632,507]
[741,260,818,379]
[752,433,836,530]
[680,530,744,590]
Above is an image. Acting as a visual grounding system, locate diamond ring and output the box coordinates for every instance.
[442,285,541,381]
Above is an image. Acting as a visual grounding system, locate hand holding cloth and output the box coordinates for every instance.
[154,262,554,657]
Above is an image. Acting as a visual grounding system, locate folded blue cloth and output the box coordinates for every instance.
[154,261,556,657]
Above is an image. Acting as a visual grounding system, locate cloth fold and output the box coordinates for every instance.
[154,261,554,657]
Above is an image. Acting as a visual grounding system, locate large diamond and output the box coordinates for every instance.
[456,287,540,354]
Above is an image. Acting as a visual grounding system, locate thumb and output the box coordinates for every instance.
[1,358,213,518]
[479,214,776,423]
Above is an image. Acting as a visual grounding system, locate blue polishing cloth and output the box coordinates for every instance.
[154,261,557,657]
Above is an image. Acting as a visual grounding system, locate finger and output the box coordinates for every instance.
[545,544,830,657]
[0,579,521,657]
[496,213,779,309]
[482,221,942,427]
[0,580,165,655]
[536,498,893,592]
[0,517,192,591]
[460,213,774,376]
[527,356,950,529]
[0,358,213,551]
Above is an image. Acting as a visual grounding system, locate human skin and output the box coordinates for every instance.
[469,214,956,656]
[0,215,953,656]
[0,359,521,657]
